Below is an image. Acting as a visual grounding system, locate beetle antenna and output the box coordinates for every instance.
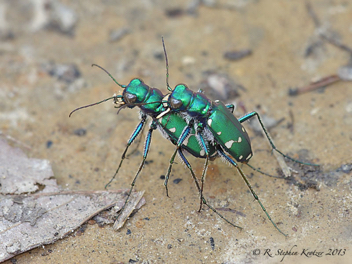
[92,64,127,89]
[162,37,172,92]
[69,96,116,117]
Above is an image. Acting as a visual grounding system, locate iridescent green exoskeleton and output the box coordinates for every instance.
[167,83,252,162]
[69,64,240,230]
[160,38,319,237]
[69,39,319,236]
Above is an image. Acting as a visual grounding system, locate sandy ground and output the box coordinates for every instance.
[1,0,351,263]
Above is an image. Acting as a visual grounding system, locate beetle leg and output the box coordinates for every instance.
[105,114,148,189]
[217,146,288,237]
[164,120,194,197]
[177,147,242,230]
[195,123,210,212]
[116,120,157,222]
[239,111,318,167]
[225,103,235,113]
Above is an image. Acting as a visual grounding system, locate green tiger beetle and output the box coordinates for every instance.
[69,66,242,230]
[157,38,319,236]
[69,39,318,236]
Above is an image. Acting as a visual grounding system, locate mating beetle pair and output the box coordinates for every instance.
[70,39,318,236]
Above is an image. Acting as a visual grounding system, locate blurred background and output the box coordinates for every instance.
[1,0,351,263]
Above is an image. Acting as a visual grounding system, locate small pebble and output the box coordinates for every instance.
[73,128,86,136]
[210,237,215,250]
[223,49,252,61]
[46,140,53,148]
[31,0,78,35]
[173,178,182,184]
[165,8,184,18]
[339,164,352,173]
[338,64,352,81]
[109,27,130,42]
[43,62,81,84]
[198,71,242,101]
[182,56,196,66]
[153,51,164,61]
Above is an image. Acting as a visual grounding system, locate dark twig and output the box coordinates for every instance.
[319,33,352,55]
[306,1,320,27]
[289,75,340,96]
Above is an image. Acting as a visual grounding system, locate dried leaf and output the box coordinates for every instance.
[0,190,145,262]
[0,138,57,194]
[0,139,146,262]
[113,190,145,230]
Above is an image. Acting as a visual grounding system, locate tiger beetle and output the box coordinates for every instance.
[69,38,318,236]
[157,37,319,237]
[69,66,242,230]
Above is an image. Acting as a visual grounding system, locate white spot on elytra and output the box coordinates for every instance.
[200,149,205,156]
[242,127,246,132]
[239,155,243,160]
[225,140,235,149]
[183,136,190,146]
[246,153,252,160]
[238,136,242,143]
[169,127,176,133]
[207,119,213,127]
[217,131,222,135]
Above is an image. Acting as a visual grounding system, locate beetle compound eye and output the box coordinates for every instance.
[170,98,183,109]
[125,93,137,104]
